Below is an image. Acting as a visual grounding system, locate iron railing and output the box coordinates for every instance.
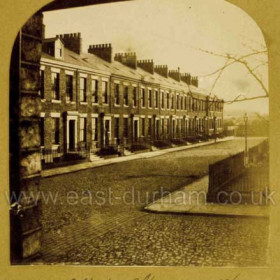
[41,132,228,166]
[41,142,92,165]
[41,146,63,164]
[207,139,269,203]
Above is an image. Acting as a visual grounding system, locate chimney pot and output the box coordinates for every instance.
[57,32,82,54]
[154,64,168,78]
[169,68,181,82]
[137,59,154,74]
[88,43,113,62]
[114,52,137,69]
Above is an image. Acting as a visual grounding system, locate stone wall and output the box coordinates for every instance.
[10,12,44,262]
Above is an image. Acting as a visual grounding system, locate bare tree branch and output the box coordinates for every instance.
[251,62,268,72]
[196,47,268,103]
[225,95,268,104]
[209,58,230,96]
[232,57,269,96]
[196,47,267,61]
[240,38,267,53]
[254,112,269,122]
[199,49,267,78]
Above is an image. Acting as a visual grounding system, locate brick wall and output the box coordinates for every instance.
[40,59,224,154]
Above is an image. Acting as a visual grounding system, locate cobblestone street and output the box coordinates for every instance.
[39,138,269,266]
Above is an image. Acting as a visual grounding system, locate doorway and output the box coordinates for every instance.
[133,119,139,141]
[172,119,176,139]
[69,120,76,151]
[155,119,160,140]
[104,119,111,146]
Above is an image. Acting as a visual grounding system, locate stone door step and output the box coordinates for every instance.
[124,149,134,156]
[89,154,104,162]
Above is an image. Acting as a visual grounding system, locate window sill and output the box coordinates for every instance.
[41,99,46,102]
[92,102,99,106]
[66,101,76,104]
[114,104,120,107]
[51,100,61,104]
[124,105,129,108]
[80,102,88,105]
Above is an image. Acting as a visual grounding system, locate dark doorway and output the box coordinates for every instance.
[133,120,138,141]
[172,119,176,139]
[156,119,160,139]
[105,119,110,146]
[69,120,75,151]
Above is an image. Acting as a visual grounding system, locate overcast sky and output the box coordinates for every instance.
[43,0,269,115]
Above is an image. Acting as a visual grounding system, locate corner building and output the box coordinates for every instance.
[39,33,224,165]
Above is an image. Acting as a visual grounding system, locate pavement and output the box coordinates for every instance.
[144,175,270,217]
[42,137,233,178]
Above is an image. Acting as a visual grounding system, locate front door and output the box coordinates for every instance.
[69,120,75,151]
[172,119,176,139]
[133,120,138,141]
[161,119,165,139]
[104,119,111,146]
[155,119,160,139]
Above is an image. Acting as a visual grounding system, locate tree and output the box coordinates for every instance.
[196,46,268,104]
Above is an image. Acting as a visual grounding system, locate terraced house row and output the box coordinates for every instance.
[40,32,224,166]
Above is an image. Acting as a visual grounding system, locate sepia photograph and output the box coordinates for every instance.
[1,0,279,278]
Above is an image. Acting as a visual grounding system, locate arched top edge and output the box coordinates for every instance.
[225,0,269,49]
[40,0,131,12]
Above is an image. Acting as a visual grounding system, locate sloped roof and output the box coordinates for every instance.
[42,45,217,99]
[43,37,57,43]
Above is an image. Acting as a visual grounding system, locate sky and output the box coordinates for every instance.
[43,0,269,115]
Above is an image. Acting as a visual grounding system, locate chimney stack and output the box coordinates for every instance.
[88,44,113,63]
[181,73,191,85]
[154,65,168,78]
[137,59,154,74]
[169,68,181,82]
[57,33,82,54]
[114,52,137,69]
[191,76,198,87]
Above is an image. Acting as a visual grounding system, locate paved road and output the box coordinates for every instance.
[39,138,269,266]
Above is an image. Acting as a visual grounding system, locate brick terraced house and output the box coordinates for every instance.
[39,32,224,166]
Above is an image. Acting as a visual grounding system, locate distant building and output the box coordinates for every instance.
[225,125,238,136]
[39,32,224,166]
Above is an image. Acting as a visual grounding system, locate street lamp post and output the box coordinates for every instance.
[244,113,248,167]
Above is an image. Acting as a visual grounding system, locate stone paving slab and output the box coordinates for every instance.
[145,175,270,217]
[42,137,234,178]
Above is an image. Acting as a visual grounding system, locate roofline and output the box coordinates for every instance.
[41,56,111,77]
[41,52,218,98]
